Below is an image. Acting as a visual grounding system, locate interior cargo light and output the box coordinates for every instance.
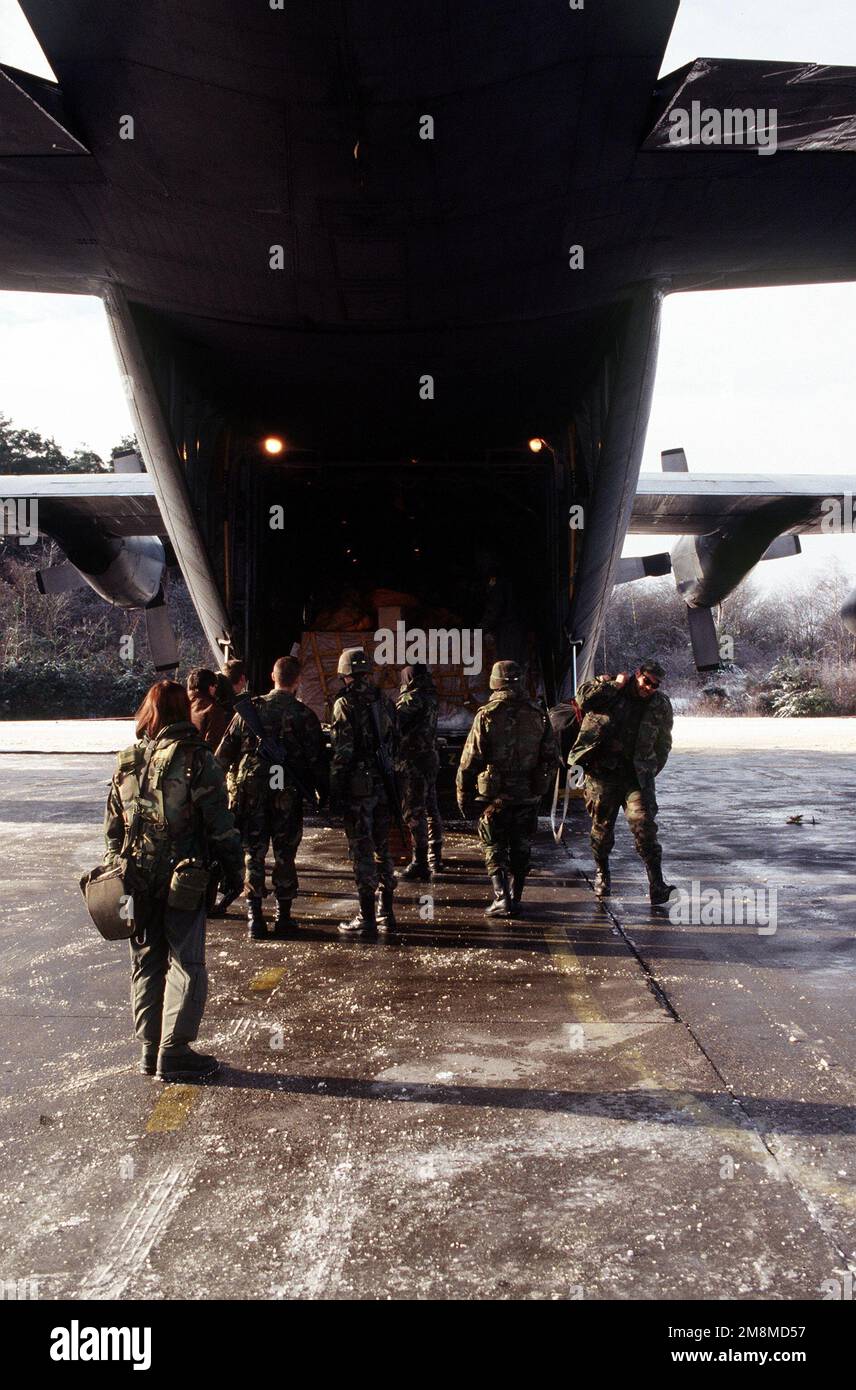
[262,436,284,455]
[528,436,557,459]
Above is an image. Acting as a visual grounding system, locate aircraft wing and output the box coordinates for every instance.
[623,457,856,667]
[629,473,849,536]
[2,471,182,668]
[644,57,856,156]
[1,472,163,538]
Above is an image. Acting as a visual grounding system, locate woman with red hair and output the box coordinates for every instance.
[103,680,243,1081]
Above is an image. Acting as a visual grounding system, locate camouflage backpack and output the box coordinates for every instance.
[478,693,552,801]
[112,733,205,889]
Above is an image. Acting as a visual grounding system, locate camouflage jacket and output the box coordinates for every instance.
[330,677,397,799]
[104,721,242,889]
[216,689,328,800]
[568,675,673,782]
[457,689,559,805]
[395,677,439,773]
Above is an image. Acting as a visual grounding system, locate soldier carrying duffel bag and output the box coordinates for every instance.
[81,679,243,1083]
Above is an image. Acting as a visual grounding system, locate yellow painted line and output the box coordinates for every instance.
[145,1085,197,1134]
[249,966,287,993]
[543,894,856,1230]
[544,917,773,1140]
[542,929,610,1025]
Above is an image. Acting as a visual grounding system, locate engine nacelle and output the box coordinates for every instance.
[38,514,166,609]
[71,535,166,608]
[671,499,813,609]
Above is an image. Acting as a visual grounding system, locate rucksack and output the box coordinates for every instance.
[112,735,204,888]
[479,695,549,800]
[548,700,582,761]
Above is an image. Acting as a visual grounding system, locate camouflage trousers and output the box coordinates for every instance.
[477,800,539,876]
[399,765,443,859]
[584,772,662,866]
[342,790,395,894]
[240,785,303,899]
[130,898,207,1050]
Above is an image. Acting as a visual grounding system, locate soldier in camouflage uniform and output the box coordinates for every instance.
[104,679,243,1082]
[568,659,675,905]
[396,663,444,881]
[216,661,249,822]
[457,660,559,918]
[330,647,398,935]
[216,655,328,940]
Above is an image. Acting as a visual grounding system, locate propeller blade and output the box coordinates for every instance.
[661,448,689,473]
[144,591,179,672]
[614,553,672,584]
[111,449,144,474]
[760,534,801,561]
[35,562,87,595]
[686,604,721,670]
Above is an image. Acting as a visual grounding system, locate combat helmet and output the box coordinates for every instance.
[338,646,371,677]
[489,660,523,690]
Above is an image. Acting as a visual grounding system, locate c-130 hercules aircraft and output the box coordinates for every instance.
[2,0,855,702]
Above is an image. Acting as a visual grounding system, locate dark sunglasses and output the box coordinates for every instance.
[639,673,660,690]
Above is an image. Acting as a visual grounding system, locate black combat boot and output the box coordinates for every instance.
[269,895,297,939]
[157,1046,220,1082]
[510,870,526,915]
[376,884,397,931]
[399,854,430,882]
[247,895,267,940]
[645,855,675,906]
[138,1043,159,1076]
[485,870,513,918]
[428,843,445,876]
[338,890,378,936]
[594,859,611,898]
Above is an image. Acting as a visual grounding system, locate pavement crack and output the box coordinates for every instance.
[562,842,856,1277]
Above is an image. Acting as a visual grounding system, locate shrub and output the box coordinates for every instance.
[755,657,839,717]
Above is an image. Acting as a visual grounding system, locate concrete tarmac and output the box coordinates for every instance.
[0,746,854,1300]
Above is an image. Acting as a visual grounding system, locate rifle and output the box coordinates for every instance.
[232,693,334,828]
[368,693,407,841]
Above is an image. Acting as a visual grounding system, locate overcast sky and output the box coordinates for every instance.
[652,0,856,586]
[0,0,854,590]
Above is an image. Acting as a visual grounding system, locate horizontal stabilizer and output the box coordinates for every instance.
[644,58,856,154]
[0,63,89,157]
